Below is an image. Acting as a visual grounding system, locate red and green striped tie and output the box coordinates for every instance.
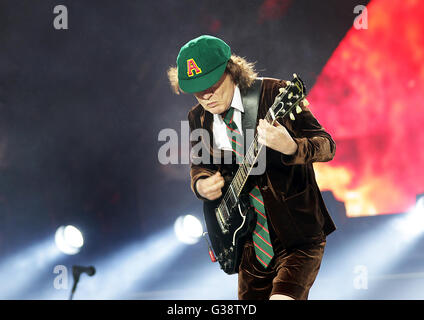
[222,107,244,164]
[222,107,274,268]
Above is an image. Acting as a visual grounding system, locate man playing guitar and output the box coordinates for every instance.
[167,35,336,300]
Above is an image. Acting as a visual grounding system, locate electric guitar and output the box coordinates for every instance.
[203,74,307,274]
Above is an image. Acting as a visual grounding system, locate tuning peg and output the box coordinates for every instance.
[279,87,286,93]
[293,73,298,78]
[290,112,295,121]
[288,92,293,99]
[302,98,309,106]
[296,105,302,114]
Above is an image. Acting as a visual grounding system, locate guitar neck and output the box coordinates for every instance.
[221,108,277,209]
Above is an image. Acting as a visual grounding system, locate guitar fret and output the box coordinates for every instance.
[229,184,237,205]
[237,176,242,194]
[236,174,241,193]
[247,149,255,166]
[242,163,248,179]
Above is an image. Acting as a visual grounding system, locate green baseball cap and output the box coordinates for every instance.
[177,35,231,93]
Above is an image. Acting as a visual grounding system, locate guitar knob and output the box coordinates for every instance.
[296,105,302,114]
[302,98,309,106]
[290,112,295,121]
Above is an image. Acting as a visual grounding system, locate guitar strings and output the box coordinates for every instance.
[218,113,274,218]
[218,82,305,220]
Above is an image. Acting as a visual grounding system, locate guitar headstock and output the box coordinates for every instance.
[271,74,307,121]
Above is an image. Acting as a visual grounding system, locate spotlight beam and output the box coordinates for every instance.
[0,238,61,299]
[60,227,185,299]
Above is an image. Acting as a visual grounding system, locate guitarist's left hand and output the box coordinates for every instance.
[257,119,298,155]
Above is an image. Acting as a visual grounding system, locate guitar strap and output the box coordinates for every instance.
[241,77,263,135]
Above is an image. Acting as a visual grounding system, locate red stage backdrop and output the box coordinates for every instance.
[309,0,424,216]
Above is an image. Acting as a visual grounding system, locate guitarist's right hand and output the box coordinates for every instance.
[196,171,225,201]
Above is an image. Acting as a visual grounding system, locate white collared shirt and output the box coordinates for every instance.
[212,86,244,151]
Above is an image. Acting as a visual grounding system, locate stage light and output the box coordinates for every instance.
[174,214,203,244]
[55,225,84,255]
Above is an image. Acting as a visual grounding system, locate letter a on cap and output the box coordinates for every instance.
[187,58,202,77]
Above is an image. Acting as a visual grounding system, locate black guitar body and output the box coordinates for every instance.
[203,189,257,274]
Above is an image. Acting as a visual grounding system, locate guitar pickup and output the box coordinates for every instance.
[215,207,229,234]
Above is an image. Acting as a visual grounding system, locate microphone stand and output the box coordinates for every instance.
[69,265,95,300]
[69,271,81,300]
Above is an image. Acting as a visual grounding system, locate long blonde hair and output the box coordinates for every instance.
[167,54,258,94]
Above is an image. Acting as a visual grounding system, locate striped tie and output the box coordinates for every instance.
[222,107,244,164]
[222,107,274,268]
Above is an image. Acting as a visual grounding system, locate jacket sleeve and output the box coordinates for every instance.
[280,106,336,165]
[268,80,336,165]
[188,109,218,201]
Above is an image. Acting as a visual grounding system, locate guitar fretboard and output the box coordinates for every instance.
[217,106,280,219]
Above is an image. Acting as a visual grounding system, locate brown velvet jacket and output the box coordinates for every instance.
[188,77,336,248]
